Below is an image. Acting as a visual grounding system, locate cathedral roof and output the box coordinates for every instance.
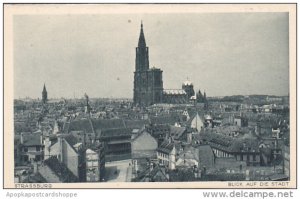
[163,89,186,95]
[138,22,146,48]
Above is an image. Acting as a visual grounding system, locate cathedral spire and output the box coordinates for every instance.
[42,83,48,104]
[43,83,46,92]
[138,21,146,48]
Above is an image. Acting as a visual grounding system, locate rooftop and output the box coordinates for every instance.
[21,132,42,146]
[157,141,175,154]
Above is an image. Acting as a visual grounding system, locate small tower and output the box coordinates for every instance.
[42,83,48,104]
[182,78,195,99]
[84,93,91,115]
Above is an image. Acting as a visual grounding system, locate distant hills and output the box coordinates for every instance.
[208,95,288,104]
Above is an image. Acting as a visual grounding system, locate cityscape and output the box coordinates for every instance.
[14,16,290,183]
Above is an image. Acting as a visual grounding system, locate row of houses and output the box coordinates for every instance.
[15,131,105,183]
[14,104,288,182]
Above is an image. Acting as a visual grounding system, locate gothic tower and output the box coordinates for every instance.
[42,83,48,104]
[133,22,150,106]
[133,22,163,106]
[182,80,195,99]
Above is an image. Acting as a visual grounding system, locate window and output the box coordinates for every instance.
[23,155,28,162]
[36,155,40,161]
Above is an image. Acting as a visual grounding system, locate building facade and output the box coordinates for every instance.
[131,130,158,159]
[19,132,44,164]
[44,134,86,181]
[157,141,176,170]
[85,146,105,182]
[99,127,132,161]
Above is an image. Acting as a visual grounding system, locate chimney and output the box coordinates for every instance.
[20,133,24,144]
[245,169,250,181]
[150,162,154,172]
[44,136,50,145]
[134,160,138,174]
[274,139,278,149]
[40,134,43,145]
[168,135,171,144]
[44,136,51,160]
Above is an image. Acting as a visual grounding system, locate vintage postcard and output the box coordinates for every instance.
[3,4,296,188]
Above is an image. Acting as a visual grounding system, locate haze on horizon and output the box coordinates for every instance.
[14,13,289,99]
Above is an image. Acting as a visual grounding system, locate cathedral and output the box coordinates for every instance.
[133,23,195,106]
[133,23,164,106]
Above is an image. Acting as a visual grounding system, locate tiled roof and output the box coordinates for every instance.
[92,119,125,131]
[146,124,170,136]
[178,145,199,162]
[201,132,259,153]
[50,134,80,152]
[157,141,175,154]
[29,172,47,183]
[68,119,93,134]
[133,164,168,182]
[149,114,182,125]
[176,145,214,168]
[124,120,149,129]
[186,112,204,126]
[63,134,79,147]
[170,126,186,140]
[100,127,132,138]
[62,122,70,134]
[14,123,32,133]
[21,132,42,146]
[168,168,196,182]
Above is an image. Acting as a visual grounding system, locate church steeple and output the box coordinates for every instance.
[135,21,149,71]
[42,83,46,92]
[42,83,48,104]
[138,21,146,48]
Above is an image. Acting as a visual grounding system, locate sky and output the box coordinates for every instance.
[13,13,289,99]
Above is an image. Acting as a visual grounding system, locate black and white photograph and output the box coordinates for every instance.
[3,4,296,189]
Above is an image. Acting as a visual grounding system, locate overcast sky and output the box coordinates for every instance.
[14,13,289,99]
